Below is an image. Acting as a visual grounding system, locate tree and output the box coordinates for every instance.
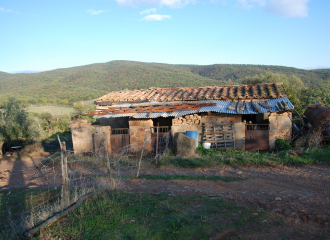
[240,72,305,114]
[0,99,40,157]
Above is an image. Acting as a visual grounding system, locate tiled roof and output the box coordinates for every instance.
[94,97,294,119]
[95,83,287,105]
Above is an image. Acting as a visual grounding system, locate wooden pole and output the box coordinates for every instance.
[104,141,115,190]
[60,141,69,207]
[137,130,148,178]
[155,123,159,166]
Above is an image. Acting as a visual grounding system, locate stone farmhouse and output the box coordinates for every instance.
[70,83,294,154]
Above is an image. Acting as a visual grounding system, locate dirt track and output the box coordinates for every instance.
[121,164,330,239]
[2,156,330,239]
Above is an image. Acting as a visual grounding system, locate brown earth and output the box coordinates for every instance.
[1,156,330,239]
[121,164,330,239]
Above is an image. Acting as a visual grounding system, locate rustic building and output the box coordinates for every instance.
[70,83,294,153]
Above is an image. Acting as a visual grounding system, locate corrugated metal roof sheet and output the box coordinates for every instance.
[199,97,293,115]
[96,97,293,119]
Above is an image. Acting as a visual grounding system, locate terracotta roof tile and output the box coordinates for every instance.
[95,83,287,105]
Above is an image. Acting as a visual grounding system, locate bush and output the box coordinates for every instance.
[197,144,219,155]
[274,139,292,151]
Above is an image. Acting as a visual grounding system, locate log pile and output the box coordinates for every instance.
[173,114,202,126]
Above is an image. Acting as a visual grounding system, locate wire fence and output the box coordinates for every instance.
[0,130,172,238]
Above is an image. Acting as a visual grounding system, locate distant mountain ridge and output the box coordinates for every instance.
[0,61,329,105]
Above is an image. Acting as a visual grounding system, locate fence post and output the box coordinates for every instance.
[137,130,148,178]
[60,141,70,207]
[104,142,116,190]
[155,126,159,166]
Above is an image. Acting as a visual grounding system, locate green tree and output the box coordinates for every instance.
[303,78,330,108]
[240,72,305,114]
[0,99,40,157]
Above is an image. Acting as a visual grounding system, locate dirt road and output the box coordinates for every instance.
[121,164,330,239]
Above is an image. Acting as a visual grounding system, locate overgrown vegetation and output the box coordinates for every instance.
[39,191,266,240]
[274,139,292,151]
[160,147,330,168]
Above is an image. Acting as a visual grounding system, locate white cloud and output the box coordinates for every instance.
[0,7,19,14]
[87,9,108,15]
[115,0,195,8]
[266,0,309,18]
[211,0,229,6]
[236,0,309,18]
[140,8,157,14]
[141,14,171,21]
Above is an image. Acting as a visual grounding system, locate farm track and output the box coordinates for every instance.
[121,165,330,239]
[2,156,330,239]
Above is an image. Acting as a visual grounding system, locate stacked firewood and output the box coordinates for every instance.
[173,114,202,125]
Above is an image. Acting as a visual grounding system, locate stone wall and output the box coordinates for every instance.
[201,113,245,150]
[128,118,153,151]
[70,120,111,154]
[269,112,292,149]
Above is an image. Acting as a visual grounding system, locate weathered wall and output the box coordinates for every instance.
[129,118,153,151]
[70,120,111,154]
[201,113,245,150]
[172,114,202,149]
[269,112,292,149]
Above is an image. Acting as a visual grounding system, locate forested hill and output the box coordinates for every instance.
[175,64,330,85]
[0,60,329,106]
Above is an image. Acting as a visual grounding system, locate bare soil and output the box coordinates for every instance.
[121,164,330,239]
[2,156,330,239]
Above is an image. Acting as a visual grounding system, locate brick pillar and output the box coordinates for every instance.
[129,118,153,151]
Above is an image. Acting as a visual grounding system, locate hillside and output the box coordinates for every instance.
[175,64,329,85]
[0,61,329,106]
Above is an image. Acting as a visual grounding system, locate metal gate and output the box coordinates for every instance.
[245,124,269,151]
[151,126,171,153]
[110,128,130,152]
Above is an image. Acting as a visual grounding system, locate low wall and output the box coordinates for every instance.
[70,120,111,154]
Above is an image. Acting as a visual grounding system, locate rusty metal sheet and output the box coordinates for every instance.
[245,124,269,151]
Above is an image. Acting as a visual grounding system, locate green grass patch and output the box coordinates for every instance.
[27,106,75,115]
[160,147,330,168]
[133,174,247,182]
[41,191,266,240]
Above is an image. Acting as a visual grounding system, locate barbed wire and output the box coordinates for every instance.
[0,132,172,238]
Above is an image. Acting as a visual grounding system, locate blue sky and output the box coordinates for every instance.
[0,0,329,73]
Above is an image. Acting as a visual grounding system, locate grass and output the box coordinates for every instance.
[38,191,266,240]
[27,106,75,115]
[133,174,247,182]
[160,147,330,168]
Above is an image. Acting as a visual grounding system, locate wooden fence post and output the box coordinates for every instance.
[137,130,148,178]
[155,125,159,166]
[104,142,116,190]
[59,139,69,207]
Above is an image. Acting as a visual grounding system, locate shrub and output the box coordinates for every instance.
[197,144,219,156]
[274,139,292,151]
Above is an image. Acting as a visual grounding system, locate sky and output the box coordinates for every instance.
[0,0,329,73]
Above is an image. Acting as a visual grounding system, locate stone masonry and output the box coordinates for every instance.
[70,120,111,154]
[269,112,292,149]
[128,118,153,152]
